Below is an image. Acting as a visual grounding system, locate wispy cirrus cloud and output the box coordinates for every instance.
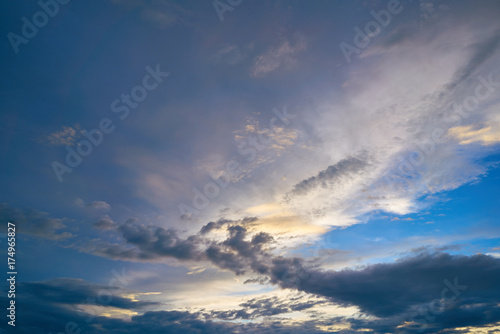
[211,43,254,66]
[0,203,73,240]
[75,198,111,211]
[110,0,192,29]
[39,125,84,146]
[251,32,307,77]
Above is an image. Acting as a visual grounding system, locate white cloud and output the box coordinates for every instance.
[262,8,500,228]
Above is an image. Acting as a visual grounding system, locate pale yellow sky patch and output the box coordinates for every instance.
[121,291,162,302]
[75,304,138,320]
[245,202,327,237]
[158,273,271,310]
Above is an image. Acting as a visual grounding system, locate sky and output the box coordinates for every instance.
[1,0,500,333]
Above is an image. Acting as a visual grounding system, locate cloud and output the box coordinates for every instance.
[75,198,111,210]
[82,215,500,329]
[74,198,85,208]
[21,278,157,310]
[283,150,379,226]
[287,153,371,197]
[110,0,191,29]
[451,29,500,86]
[25,213,500,334]
[94,215,116,230]
[6,277,334,334]
[89,201,111,210]
[269,2,500,229]
[0,203,73,240]
[84,217,274,276]
[209,294,328,320]
[123,247,500,332]
[39,125,84,146]
[251,32,307,77]
[101,219,203,261]
[4,277,239,334]
[211,43,254,66]
[200,217,257,234]
[448,122,500,146]
[229,113,302,182]
[206,225,273,275]
[264,253,500,321]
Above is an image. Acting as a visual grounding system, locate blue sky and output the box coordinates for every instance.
[1,0,500,333]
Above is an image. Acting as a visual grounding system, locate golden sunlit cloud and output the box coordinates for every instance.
[186,266,206,275]
[448,122,500,146]
[453,322,500,333]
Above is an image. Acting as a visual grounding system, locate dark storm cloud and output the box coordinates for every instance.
[254,253,500,333]
[200,217,257,234]
[92,222,203,261]
[82,218,500,332]
[345,297,500,334]
[287,152,371,197]
[0,203,73,240]
[199,218,236,234]
[1,295,234,334]
[206,244,248,275]
[20,278,157,310]
[90,217,272,276]
[117,220,203,260]
[0,277,329,334]
[266,252,500,318]
[6,252,500,333]
[0,278,160,334]
[209,295,326,320]
[89,219,500,317]
[205,224,273,275]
